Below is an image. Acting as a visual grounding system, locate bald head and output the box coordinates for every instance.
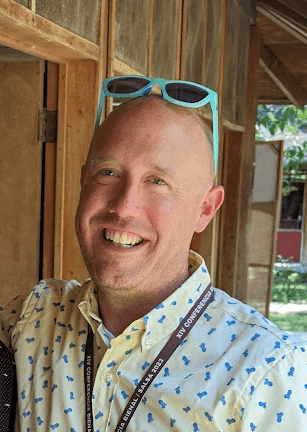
[89,95,214,191]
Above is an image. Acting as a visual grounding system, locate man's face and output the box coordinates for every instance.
[75,97,217,292]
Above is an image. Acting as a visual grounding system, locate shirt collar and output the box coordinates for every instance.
[77,250,211,350]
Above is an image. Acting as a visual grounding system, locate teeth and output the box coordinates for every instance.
[104,229,143,245]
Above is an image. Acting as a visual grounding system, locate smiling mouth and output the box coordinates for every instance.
[103,228,144,249]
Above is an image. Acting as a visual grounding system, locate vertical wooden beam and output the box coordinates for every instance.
[179,0,187,80]
[54,60,97,281]
[234,25,261,302]
[201,0,209,84]
[175,0,183,80]
[106,0,116,115]
[147,0,154,76]
[266,140,284,317]
[42,61,58,278]
[54,63,68,279]
[210,0,228,284]
[217,132,243,296]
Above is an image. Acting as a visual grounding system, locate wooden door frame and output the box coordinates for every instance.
[0,0,109,280]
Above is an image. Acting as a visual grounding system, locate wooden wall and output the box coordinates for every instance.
[12,0,101,43]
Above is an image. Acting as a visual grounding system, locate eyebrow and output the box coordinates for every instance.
[88,157,176,178]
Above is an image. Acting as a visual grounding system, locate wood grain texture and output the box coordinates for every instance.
[234,25,261,303]
[151,0,178,79]
[246,266,270,315]
[35,0,100,44]
[54,60,96,282]
[217,132,243,297]
[0,0,99,62]
[115,0,149,75]
[223,0,250,125]
[260,40,307,108]
[257,1,307,45]
[42,62,59,279]
[249,202,276,265]
[12,0,27,6]
[183,0,207,84]
[205,0,222,92]
[0,61,44,304]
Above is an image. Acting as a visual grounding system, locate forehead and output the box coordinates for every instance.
[90,98,206,159]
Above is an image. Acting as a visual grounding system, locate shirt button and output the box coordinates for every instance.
[103,372,113,383]
[146,339,152,346]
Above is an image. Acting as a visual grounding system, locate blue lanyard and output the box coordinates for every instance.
[84,283,214,432]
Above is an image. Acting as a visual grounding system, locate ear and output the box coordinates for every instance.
[194,185,224,233]
[80,165,86,187]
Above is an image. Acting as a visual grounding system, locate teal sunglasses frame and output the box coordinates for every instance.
[95,75,219,173]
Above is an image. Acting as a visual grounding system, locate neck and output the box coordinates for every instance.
[97,269,189,337]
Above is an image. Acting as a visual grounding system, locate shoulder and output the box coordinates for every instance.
[0,278,85,348]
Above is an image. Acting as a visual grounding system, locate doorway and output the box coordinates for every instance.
[0,45,57,305]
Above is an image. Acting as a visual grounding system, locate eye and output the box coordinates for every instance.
[151,177,166,185]
[95,169,117,178]
[100,169,116,176]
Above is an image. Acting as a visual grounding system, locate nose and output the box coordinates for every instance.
[108,178,142,218]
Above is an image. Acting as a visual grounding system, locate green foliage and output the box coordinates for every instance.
[256,105,307,138]
[269,313,307,332]
[256,105,307,196]
[272,267,307,303]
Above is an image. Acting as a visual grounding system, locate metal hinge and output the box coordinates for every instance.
[39,109,57,143]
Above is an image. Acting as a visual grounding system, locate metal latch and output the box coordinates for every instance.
[39,109,57,143]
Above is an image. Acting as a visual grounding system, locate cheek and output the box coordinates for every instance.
[77,185,106,225]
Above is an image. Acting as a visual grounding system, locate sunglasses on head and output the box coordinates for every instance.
[95,75,219,173]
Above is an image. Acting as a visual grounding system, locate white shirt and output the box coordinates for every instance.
[1,250,307,431]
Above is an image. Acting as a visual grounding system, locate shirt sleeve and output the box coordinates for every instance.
[0,295,27,349]
[241,345,307,432]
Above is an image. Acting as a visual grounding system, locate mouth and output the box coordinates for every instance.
[103,228,145,250]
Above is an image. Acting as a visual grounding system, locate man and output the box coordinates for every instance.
[1,88,307,431]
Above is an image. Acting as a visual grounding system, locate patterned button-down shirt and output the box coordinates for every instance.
[1,250,307,431]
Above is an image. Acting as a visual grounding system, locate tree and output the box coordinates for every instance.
[256,105,307,196]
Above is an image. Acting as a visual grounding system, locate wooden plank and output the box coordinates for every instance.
[195,0,226,283]
[0,0,99,62]
[54,63,68,278]
[204,0,222,92]
[179,0,187,79]
[54,60,96,281]
[278,0,307,18]
[114,58,143,76]
[259,0,307,30]
[183,0,207,84]
[147,0,153,76]
[257,2,307,45]
[234,25,261,303]
[260,40,307,108]
[106,0,116,116]
[95,0,109,118]
[42,61,58,279]
[0,60,44,303]
[217,132,243,297]
[151,0,178,79]
[268,140,284,316]
[211,0,227,283]
[175,0,182,79]
[35,0,100,44]
[114,0,148,75]
[257,12,302,44]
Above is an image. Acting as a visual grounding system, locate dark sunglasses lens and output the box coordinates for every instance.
[107,77,151,94]
[165,83,209,103]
